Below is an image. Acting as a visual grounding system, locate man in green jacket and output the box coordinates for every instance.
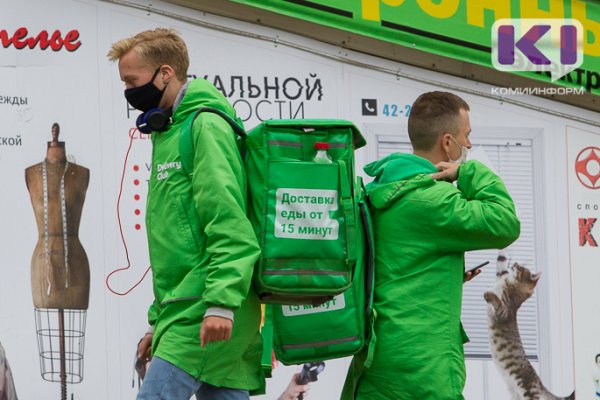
[108,28,262,399]
[343,91,520,399]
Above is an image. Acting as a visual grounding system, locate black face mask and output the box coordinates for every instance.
[124,67,166,112]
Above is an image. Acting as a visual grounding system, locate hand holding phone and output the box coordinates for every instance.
[465,261,490,275]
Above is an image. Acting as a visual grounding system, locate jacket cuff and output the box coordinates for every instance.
[204,306,234,322]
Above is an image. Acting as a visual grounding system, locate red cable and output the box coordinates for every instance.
[105,128,151,296]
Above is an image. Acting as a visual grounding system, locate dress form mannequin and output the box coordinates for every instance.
[25,123,90,309]
[25,123,90,396]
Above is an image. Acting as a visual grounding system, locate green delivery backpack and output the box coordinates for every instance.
[243,119,368,304]
[180,109,369,305]
[262,183,376,365]
[180,108,376,367]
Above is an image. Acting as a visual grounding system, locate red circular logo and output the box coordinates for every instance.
[575,146,600,189]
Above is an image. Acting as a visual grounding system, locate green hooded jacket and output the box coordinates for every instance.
[145,78,263,390]
[344,153,520,400]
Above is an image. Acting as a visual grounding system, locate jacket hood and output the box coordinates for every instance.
[363,152,438,210]
[171,78,240,124]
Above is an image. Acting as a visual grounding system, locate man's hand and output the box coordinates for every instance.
[463,268,482,283]
[200,316,233,347]
[277,373,311,400]
[136,332,153,379]
[137,332,152,361]
[431,161,460,182]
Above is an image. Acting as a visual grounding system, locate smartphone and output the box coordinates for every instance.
[465,261,490,274]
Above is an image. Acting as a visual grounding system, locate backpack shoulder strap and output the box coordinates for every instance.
[358,176,378,368]
[179,106,246,178]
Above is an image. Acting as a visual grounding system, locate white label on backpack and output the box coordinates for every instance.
[275,188,339,240]
[282,294,346,316]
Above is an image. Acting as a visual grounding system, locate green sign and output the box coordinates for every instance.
[231,0,599,96]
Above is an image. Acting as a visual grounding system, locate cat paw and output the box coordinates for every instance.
[483,291,499,305]
[497,249,508,262]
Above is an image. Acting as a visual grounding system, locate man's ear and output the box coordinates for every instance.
[440,132,452,154]
[159,65,175,85]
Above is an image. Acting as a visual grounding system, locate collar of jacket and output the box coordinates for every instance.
[172,81,190,112]
[171,78,239,125]
[364,152,438,210]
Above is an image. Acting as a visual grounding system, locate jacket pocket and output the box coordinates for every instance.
[173,195,201,254]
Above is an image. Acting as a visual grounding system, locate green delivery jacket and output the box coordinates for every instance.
[344,153,520,400]
[145,79,263,390]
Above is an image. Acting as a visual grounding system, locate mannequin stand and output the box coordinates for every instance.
[34,308,86,399]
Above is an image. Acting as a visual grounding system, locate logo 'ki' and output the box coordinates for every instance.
[492,19,584,81]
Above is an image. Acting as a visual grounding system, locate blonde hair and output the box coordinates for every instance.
[107,28,189,81]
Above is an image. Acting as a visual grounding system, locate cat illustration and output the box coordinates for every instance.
[483,252,574,400]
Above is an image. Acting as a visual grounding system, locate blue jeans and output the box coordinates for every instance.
[137,356,250,400]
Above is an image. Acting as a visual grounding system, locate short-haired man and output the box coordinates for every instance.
[108,28,262,400]
[342,91,520,399]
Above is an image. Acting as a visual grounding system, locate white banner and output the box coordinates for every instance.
[567,126,600,400]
